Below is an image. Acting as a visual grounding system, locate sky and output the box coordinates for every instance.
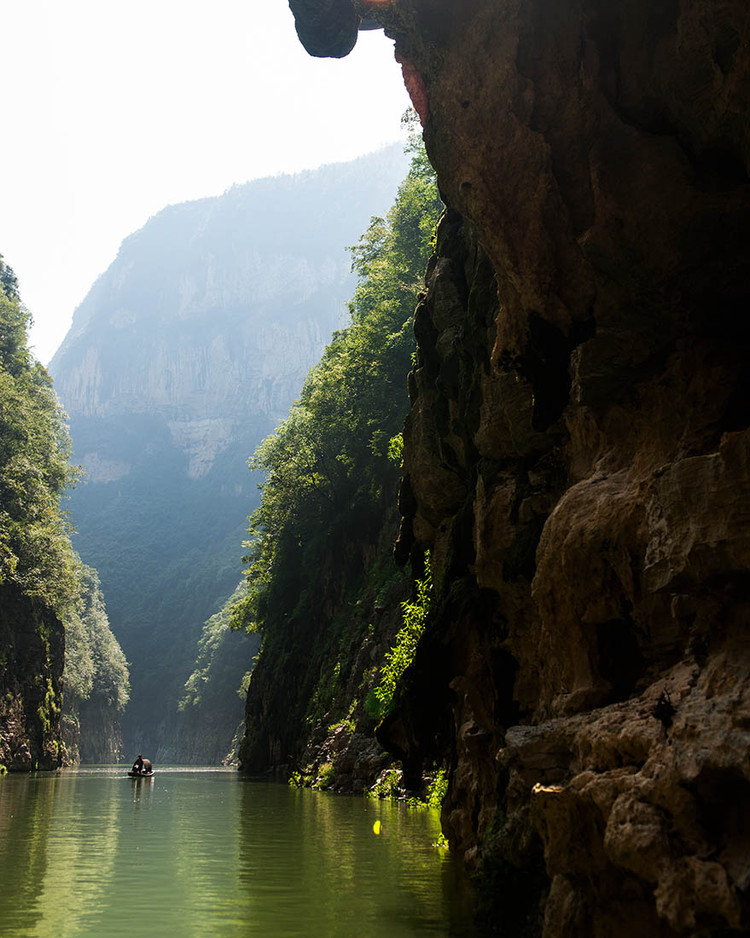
[0,0,411,365]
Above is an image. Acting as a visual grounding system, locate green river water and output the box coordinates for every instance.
[0,767,479,937]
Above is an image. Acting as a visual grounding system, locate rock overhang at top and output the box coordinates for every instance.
[287,0,388,57]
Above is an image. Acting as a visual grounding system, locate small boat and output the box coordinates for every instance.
[128,770,155,778]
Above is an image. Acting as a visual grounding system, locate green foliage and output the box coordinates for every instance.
[387,432,403,467]
[180,582,250,710]
[368,768,402,799]
[176,581,260,763]
[317,761,336,790]
[233,138,442,645]
[371,556,432,719]
[426,768,448,809]
[238,669,254,699]
[367,764,447,810]
[307,659,342,727]
[0,256,81,615]
[36,678,60,735]
[0,255,19,302]
[63,564,130,714]
[327,712,356,736]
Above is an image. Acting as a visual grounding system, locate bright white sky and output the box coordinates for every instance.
[0,0,411,364]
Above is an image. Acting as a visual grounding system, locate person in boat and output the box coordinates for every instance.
[131,754,152,775]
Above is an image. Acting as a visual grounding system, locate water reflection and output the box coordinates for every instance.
[0,770,123,936]
[237,781,477,937]
[0,769,477,937]
[0,774,56,936]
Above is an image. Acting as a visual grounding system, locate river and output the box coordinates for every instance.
[0,767,479,937]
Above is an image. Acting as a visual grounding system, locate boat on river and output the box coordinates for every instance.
[128,770,155,778]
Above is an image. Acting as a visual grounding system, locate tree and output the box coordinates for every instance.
[0,256,80,614]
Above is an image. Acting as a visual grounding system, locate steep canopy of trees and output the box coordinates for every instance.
[0,255,80,614]
[63,565,130,714]
[0,256,130,763]
[232,135,442,644]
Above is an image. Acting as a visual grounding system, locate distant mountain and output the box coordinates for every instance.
[49,145,410,762]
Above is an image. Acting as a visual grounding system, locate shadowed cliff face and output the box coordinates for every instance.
[288,1,750,934]
[0,586,64,772]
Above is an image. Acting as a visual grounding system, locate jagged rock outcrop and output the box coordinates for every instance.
[288,0,750,934]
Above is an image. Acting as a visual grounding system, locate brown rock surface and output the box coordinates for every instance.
[286,0,750,933]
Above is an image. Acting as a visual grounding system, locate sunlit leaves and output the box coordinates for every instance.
[0,258,81,614]
[63,565,130,713]
[370,555,432,718]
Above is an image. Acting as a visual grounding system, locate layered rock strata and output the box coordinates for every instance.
[288,0,750,934]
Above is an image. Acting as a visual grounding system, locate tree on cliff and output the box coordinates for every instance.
[62,564,130,762]
[0,255,80,614]
[232,136,442,642]
[0,256,131,766]
[228,137,443,776]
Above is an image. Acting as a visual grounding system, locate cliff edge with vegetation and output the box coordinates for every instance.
[0,256,130,771]
[286,1,750,935]
[0,256,74,771]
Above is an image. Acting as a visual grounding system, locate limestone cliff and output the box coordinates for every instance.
[289,1,750,934]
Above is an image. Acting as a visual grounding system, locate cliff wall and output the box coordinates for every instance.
[0,585,64,771]
[289,1,750,934]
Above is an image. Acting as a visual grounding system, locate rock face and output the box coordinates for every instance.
[50,147,409,760]
[239,526,409,789]
[0,585,64,772]
[289,0,750,934]
[63,699,125,765]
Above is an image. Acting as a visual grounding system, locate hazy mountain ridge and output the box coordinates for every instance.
[49,144,410,759]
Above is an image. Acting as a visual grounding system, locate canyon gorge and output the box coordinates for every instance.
[49,147,408,761]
